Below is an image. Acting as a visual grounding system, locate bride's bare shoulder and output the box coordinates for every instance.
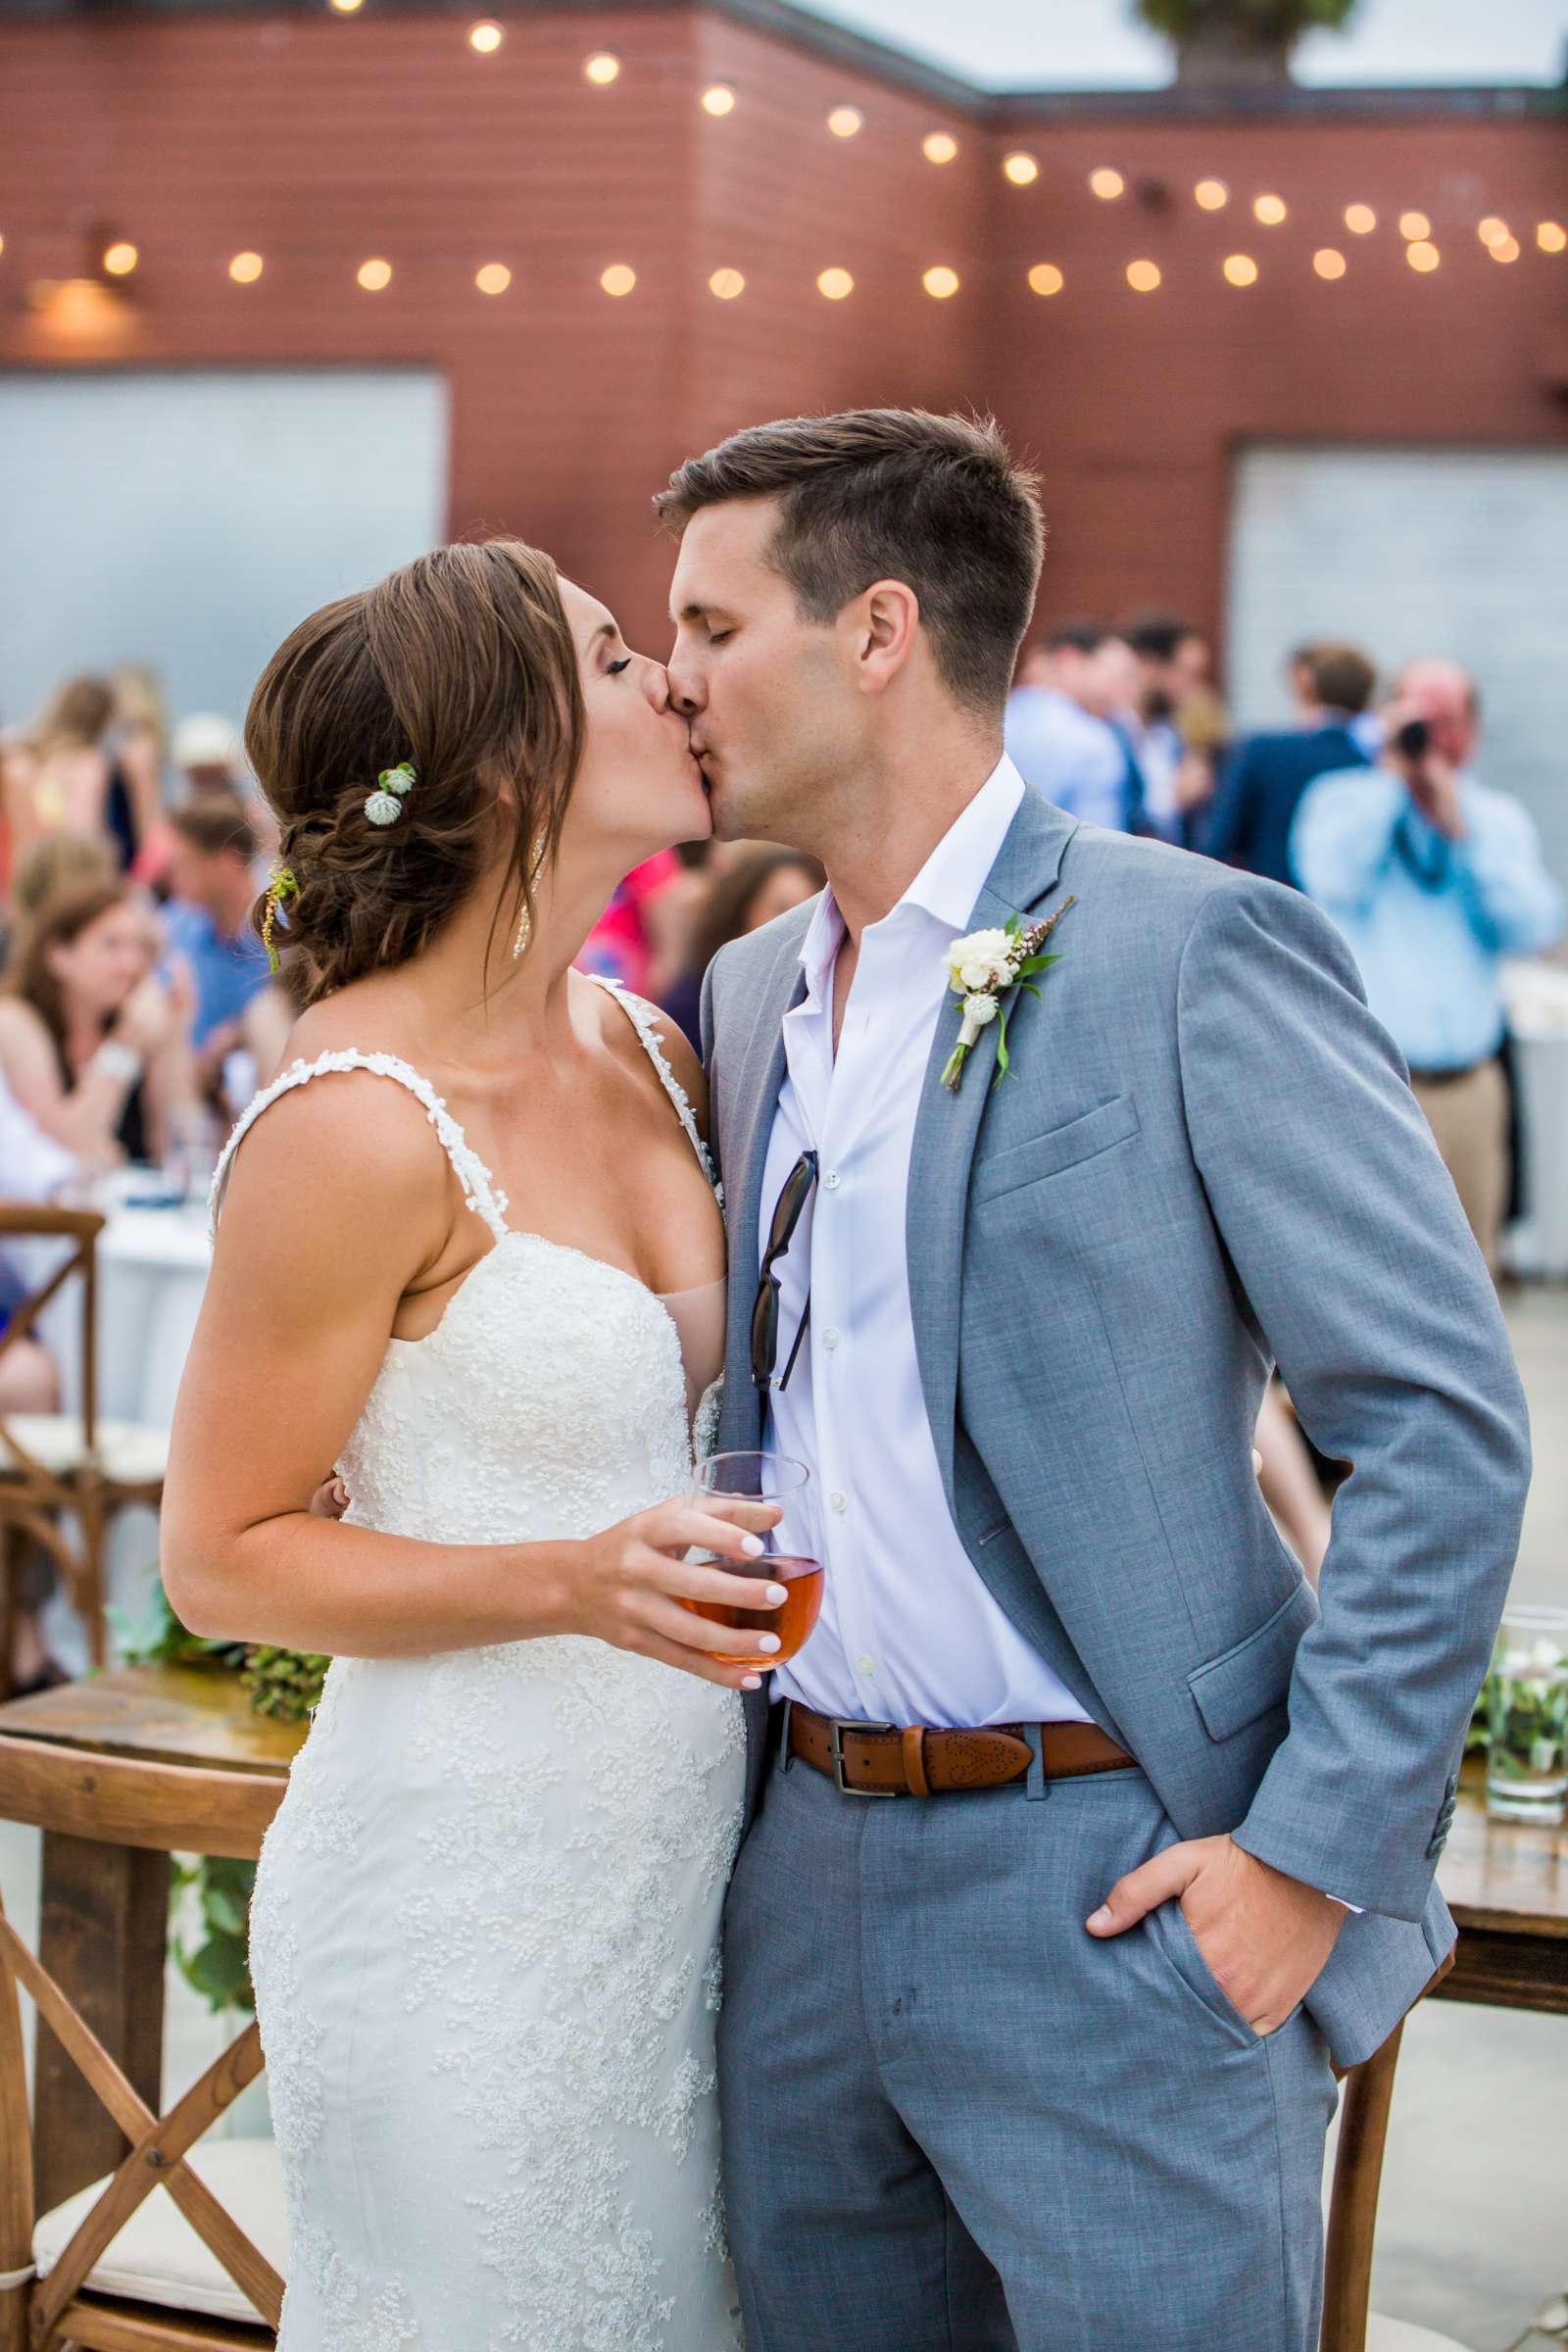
[580,972,710,1133]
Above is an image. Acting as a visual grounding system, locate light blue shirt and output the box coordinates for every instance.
[1292,766,1564,1071]
[1004,686,1127,831]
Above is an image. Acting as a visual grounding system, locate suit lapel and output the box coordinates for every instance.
[906,788,1079,1506]
[717,910,811,1453]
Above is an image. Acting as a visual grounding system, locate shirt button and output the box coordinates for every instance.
[829,1491,848,1514]
[823,1169,842,1191]
[822,1328,841,1350]
[856,1655,876,1676]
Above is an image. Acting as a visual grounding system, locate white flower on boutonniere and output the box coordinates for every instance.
[940,897,1075,1093]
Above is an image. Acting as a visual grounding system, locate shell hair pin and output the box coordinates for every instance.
[365,761,417,827]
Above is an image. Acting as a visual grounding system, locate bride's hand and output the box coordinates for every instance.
[565,1499,787,1692]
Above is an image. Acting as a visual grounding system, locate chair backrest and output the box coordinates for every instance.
[0,1203,103,1471]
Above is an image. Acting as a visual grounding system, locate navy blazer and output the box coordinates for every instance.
[1202,721,1369,887]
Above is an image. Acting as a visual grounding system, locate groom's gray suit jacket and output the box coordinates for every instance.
[702,786,1531,2069]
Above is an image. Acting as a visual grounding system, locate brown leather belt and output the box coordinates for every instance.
[786,1702,1134,1798]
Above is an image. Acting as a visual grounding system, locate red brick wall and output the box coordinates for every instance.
[3,7,1565,656]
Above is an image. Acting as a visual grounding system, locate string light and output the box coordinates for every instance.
[1004,153,1039,187]
[1398,211,1431,241]
[922,265,959,298]
[1313,248,1347,279]
[357,257,392,290]
[327,0,365,15]
[467,21,503,52]
[923,131,958,166]
[1222,254,1257,286]
[1126,259,1160,292]
[1194,179,1228,211]
[817,267,854,301]
[0,233,7,259]
[1027,263,1063,296]
[1488,235,1520,264]
[702,84,736,116]
[600,264,636,296]
[228,251,264,283]
[103,243,138,276]
[1090,169,1125,201]
[583,52,620,84]
[1539,221,1567,253]
[827,107,862,138]
[1405,240,1440,273]
[1253,194,1287,225]
[475,263,511,294]
[1344,204,1376,235]
[1477,216,1510,247]
[709,267,745,299]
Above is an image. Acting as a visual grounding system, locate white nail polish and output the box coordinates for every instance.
[742,1535,765,1558]
[758,1633,781,1653]
[765,1584,788,1604]
[742,1674,762,1690]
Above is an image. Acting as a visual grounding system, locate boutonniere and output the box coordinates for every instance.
[940,897,1075,1094]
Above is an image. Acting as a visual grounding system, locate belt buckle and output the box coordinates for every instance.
[829,1717,899,1797]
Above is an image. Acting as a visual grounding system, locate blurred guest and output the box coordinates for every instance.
[162,797,272,1085]
[1119,613,1212,845]
[1005,624,1143,831]
[0,1068,78,1693]
[576,848,688,998]
[135,712,276,888]
[5,832,119,965]
[2,677,118,874]
[1293,659,1565,1273]
[663,847,825,1050]
[0,881,197,1168]
[104,665,171,871]
[1202,642,1375,886]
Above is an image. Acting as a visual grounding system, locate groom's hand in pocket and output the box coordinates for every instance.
[1085,1833,1346,2035]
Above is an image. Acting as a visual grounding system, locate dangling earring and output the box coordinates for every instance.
[511,840,548,959]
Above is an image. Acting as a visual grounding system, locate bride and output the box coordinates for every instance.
[162,539,780,2350]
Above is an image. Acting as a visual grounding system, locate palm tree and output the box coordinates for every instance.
[1135,0,1361,89]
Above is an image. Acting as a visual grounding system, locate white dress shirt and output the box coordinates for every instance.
[760,757,1090,1731]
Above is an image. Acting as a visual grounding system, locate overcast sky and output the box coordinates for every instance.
[802,0,1568,93]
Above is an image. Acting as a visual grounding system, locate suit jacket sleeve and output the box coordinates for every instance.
[1175,879,1530,1919]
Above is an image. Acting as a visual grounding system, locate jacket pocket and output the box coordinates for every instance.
[970,1093,1141,1205]
[1187,1579,1320,1744]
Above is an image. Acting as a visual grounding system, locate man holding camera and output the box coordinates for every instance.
[1292,658,1563,1273]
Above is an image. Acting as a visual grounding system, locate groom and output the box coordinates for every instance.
[659,411,1530,2352]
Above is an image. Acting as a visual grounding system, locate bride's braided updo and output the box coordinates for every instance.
[245,540,584,1002]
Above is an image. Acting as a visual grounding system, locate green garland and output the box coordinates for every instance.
[113,1579,328,2014]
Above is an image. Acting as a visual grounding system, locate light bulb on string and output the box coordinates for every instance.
[817,267,854,301]
[103,243,138,276]
[923,132,958,166]
[1090,168,1125,201]
[827,107,862,138]
[1313,248,1347,280]
[702,84,736,116]
[1344,204,1376,235]
[1126,259,1160,292]
[1222,254,1257,286]
[601,264,637,296]
[922,265,959,298]
[1539,221,1567,253]
[357,258,392,290]
[1398,211,1431,242]
[467,21,503,52]
[1405,240,1440,273]
[1027,263,1063,296]
[1253,194,1287,226]
[1488,235,1520,264]
[228,251,264,283]
[1004,153,1039,186]
[1477,216,1510,247]
[1194,179,1228,211]
[475,264,512,295]
[709,268,745,299]
[327,0,365,16]
[583,53,620,84]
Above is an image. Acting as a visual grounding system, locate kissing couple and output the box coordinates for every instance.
[165,407,1528,2352]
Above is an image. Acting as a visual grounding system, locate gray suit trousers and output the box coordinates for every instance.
[719,1737,1337,2352]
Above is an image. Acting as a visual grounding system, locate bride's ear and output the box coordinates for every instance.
[856,580,921,697]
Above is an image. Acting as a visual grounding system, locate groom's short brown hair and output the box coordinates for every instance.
[656,409,1044,716]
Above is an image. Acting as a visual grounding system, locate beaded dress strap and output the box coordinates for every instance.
[209,1051,512,1243]
[588,974,720,1197]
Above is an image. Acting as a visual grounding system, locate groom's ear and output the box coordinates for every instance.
[855,579,921,698]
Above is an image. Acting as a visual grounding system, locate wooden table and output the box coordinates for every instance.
[1433,1757,1568,2015]
[0,1665,304,2213]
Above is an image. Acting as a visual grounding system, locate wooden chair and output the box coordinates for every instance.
[0,1731,282,2348]
[0,1204,167,1696]
[1322,1952,1458,2352]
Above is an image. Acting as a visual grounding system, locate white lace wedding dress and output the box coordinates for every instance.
[215,979,745,2352]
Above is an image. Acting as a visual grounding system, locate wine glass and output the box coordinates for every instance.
[687,1450,824,1673]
